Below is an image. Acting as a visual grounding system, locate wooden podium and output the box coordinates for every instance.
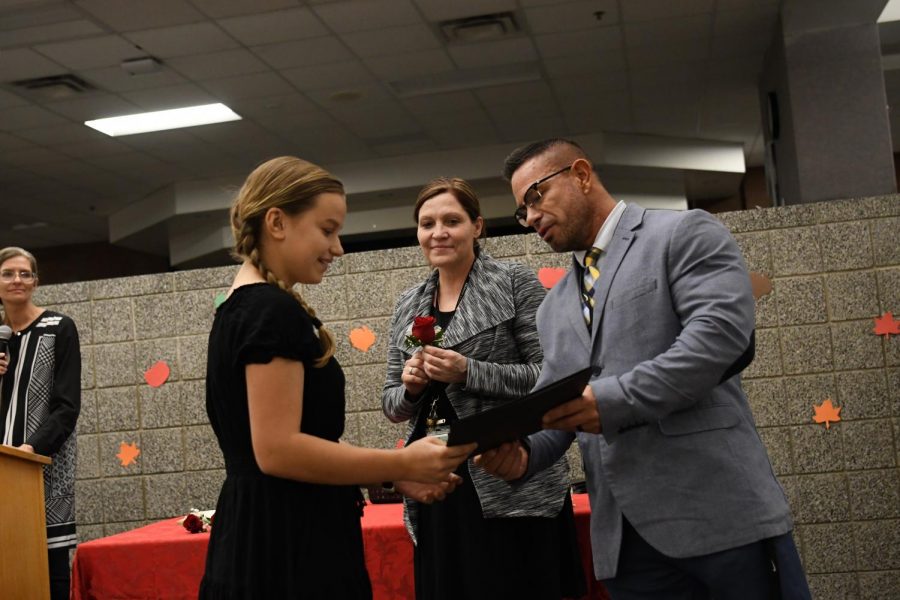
[0,445,51,600]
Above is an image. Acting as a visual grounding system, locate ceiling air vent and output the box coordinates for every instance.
[439,12,520,43]
[10,73,96,100]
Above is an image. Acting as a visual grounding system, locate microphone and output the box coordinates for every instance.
[0,324,11,357]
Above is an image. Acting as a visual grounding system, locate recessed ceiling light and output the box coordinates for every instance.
[84,103,241,137]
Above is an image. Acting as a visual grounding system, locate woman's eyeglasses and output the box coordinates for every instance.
[0,270,36,283]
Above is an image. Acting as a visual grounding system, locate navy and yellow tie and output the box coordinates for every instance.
[582,247,602,329]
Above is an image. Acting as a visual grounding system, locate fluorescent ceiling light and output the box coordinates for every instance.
[879,0,900,23]
[85,103,241,136]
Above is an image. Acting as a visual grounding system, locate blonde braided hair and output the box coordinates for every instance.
[230,157,342,368]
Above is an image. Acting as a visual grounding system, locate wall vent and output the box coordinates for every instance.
[439,12,520,43]
[10,73,96,100]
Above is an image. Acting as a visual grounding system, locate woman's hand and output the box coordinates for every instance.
[401,437,474,483]
[394,474,463,504]
[0,352,8,376]
[17,444,34,453]
[401,353,429,397]
[421,346,467,384]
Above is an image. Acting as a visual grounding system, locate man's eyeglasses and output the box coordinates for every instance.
[0,270,36,283]
[514,165,572,227]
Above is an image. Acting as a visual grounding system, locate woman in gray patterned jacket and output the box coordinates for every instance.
[382,178,585,600]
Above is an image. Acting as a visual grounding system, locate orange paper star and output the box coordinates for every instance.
[812,399,841,430]
[117,441,141,466]
[873,312,900,338]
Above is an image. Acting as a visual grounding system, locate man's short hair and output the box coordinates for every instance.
[502,138,587,181]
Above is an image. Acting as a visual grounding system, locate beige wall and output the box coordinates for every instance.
[37,194,899,598]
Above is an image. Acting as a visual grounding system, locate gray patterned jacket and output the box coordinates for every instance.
[382,252,570,542]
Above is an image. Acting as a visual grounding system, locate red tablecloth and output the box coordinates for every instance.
[72,493,608,600]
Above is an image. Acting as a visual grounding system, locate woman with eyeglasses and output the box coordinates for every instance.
[0,246,81,600]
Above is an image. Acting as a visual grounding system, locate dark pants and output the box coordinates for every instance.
[48,546,71,600]
[602,518,811,600]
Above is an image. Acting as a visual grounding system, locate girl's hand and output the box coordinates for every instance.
[401,437,475,483]
[0,352,8,376]
[421,346,467,384]
[394,474,463,504]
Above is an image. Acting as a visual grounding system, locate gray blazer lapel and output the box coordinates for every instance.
[590,204,645,340]
[441,253,515,348]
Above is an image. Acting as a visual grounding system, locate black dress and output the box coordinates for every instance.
[413,310,586,600]
[199,284,371,599]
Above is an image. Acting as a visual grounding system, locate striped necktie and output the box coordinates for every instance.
[582,247,602,329]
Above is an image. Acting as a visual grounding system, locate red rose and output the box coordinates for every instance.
[183,513,205,534]
[411,316,437,345]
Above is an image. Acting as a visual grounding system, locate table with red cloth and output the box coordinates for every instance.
[72,493,608,600]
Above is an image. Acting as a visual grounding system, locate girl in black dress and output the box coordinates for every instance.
[198,157,473,599]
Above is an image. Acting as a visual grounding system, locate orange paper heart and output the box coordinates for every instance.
[538,267,567,289]
[349,326,376,352]
[144,360,170,388]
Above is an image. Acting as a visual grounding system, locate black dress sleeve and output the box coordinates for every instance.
[28,314,81,457]
[233,289,323,367]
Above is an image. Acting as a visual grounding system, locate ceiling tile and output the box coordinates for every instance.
[401,91,481,117]
[81,65,187,93]
[629,63,706,90]
[75,0,205,31]
[0,132,35,151]
[620,0,714,23]
[341,24,441,59]
[0,88,29,109]
[201,72,296,101]
[0,20,103,48]
[364,49,454,81]
[218,8,327,45]
[710,33,771,60]
[46,93,138,121]
[475,80,554,106]
[627,39,709,69]
[0,145,69,166]
[167,48,270,80]
[713,6,779,39]
[252,37,354,70]
[16,122,105,145]
[282,61,375,91]
[448,37,538,69]
[0,104,69,130]
[560,94,632,133]
[121,83,217,111]
[56,136,136,159]
[525,1,619,33]
[229,93,321,124]
[552,72,628,99]
[534,27,621,59]
[492,112,567,142]
[625,15,712,47]
[125,23,239,58]
[35,35,143,70]
[413,0,516,22]
[305,83,393,107]
[190,0,299,19]
[542,51,626,77]
[327,100,420,139]
[313,0,421,33]
[0,48,66,82]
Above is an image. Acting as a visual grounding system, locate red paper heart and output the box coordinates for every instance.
[538,267,567,289]
[144,360,170,388]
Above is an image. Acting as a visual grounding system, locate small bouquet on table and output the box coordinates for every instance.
[179,508,215,534]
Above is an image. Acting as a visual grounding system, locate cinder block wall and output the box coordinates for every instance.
[36,195,899,598]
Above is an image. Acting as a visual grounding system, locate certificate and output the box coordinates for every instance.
[447,367,593,454]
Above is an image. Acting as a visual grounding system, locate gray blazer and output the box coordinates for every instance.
[383,252,570,542]
[525,205,792,580]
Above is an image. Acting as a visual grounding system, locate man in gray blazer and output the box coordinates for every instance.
[478,139,810,599]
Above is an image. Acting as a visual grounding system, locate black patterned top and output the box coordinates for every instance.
[0,310,81,550]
